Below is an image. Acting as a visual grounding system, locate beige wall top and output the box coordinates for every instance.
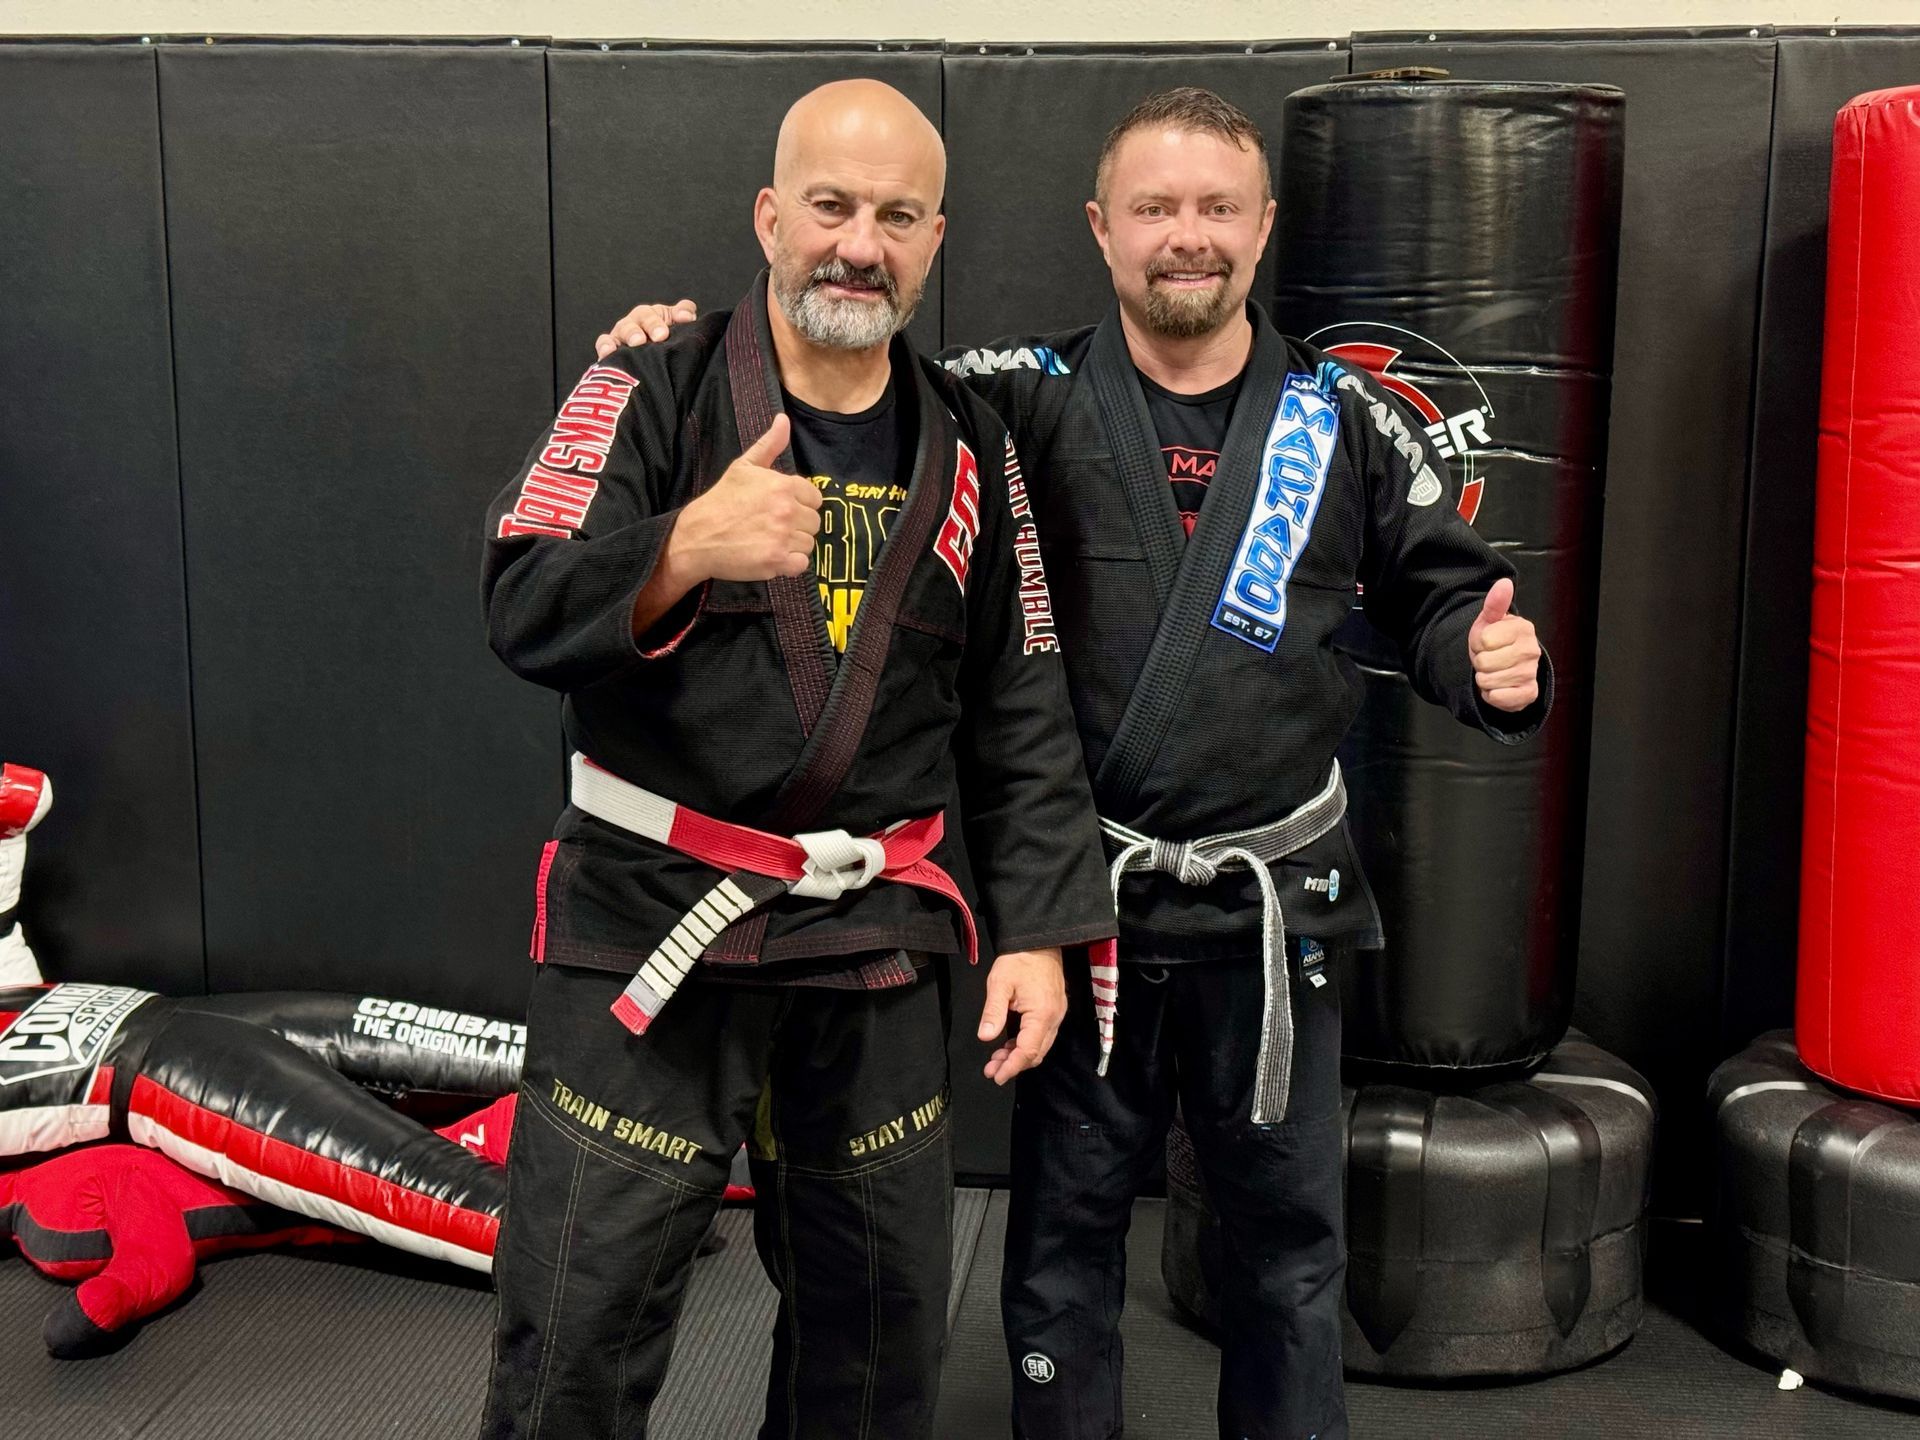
[4,2,1912,41]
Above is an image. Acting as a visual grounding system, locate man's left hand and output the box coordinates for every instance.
[978,948,1067,1086]
[596,299,698,358]
[1468,578,1542,713]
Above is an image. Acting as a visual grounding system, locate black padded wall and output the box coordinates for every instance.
[941,41,1349,346]
[1721,28,1920,1061]
[0,43,204,993]
[547,41,944,391]
[157,42,560,1014]
[1352,31,1777,1210]
[0,30,1896,1197]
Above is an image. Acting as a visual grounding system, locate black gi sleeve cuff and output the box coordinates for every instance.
[633,579,709,659]
[990,917,1120,956]
[624,506,708,660]
[1474,648,1555,745]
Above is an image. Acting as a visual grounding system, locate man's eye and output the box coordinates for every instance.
[815,200,843,216]
[886,211,915,226]
[1141,205,1165,219]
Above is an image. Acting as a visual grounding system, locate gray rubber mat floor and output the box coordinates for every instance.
[3,1194,1916,1438]
[939,1198,1920,1440]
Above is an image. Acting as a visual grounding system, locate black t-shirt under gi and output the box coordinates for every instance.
[1137,367,1245,537]
[783,379,915,654]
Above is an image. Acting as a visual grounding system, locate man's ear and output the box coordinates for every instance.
[1085,199,1111,265]
[754,187,779,265]
[1254,195,1277,262]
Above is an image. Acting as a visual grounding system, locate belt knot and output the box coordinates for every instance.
[791,829,888,900]
[1150,838,1217,887]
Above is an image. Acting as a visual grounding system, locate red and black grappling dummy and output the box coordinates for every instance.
[1,1096,514,1358]
[0,985,504,1269]
[0,1144,347,1357]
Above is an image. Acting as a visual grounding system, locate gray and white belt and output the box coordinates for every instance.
[1099,763,1347,1124]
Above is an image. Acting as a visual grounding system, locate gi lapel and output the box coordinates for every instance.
[764,352,954,832]
[1090,309,1303,817]
[707,285,959,962]
[1086,311,1187,611]
[723,274,833,737]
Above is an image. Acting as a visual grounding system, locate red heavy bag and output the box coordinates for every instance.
[1798,86,1920,1106]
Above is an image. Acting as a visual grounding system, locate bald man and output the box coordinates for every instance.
[478,81,1114,1438]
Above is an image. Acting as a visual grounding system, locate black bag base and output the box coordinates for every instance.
[1712,1031,1920,1404]
[1730,1281,1920,1405]
[1164,1032,1656,1380]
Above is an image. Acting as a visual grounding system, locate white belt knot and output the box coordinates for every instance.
[791,830,888,901]
[1150,838,1218,887]
[1096,764,1348,1124]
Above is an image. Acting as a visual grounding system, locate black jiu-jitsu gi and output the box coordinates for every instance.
[479,273,1114,1440]
[941,303,1550,1440]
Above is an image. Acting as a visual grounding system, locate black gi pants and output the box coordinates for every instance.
[481,960,954,1440]
[1003,945,1348,1440]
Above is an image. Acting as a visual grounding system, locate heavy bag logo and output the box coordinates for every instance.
[1307,322,1496,526]
[0,984,152,1085]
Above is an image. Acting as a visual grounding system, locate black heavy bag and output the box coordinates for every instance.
[1274,77,1623,1070]
[1164,1033,1654,1377]
[1711,1031,1920,1401]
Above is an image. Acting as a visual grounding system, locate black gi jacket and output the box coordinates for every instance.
[942,304,1552,960]
[483,275,1114,977]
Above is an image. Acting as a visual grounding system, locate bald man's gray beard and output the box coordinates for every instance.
[1141,254,1238,339]
[772,251,921,350]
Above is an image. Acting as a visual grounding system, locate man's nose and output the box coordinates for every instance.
[1167,210,1210,256]
[836,210,885,269]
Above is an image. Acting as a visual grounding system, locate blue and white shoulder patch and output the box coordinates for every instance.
[942,345,1072,379]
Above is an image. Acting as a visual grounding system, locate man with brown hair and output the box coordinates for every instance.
[605,85,1547,1440]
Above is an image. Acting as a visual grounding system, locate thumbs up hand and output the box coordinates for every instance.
[1468,578,1542,712]
[670,414,825,583]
